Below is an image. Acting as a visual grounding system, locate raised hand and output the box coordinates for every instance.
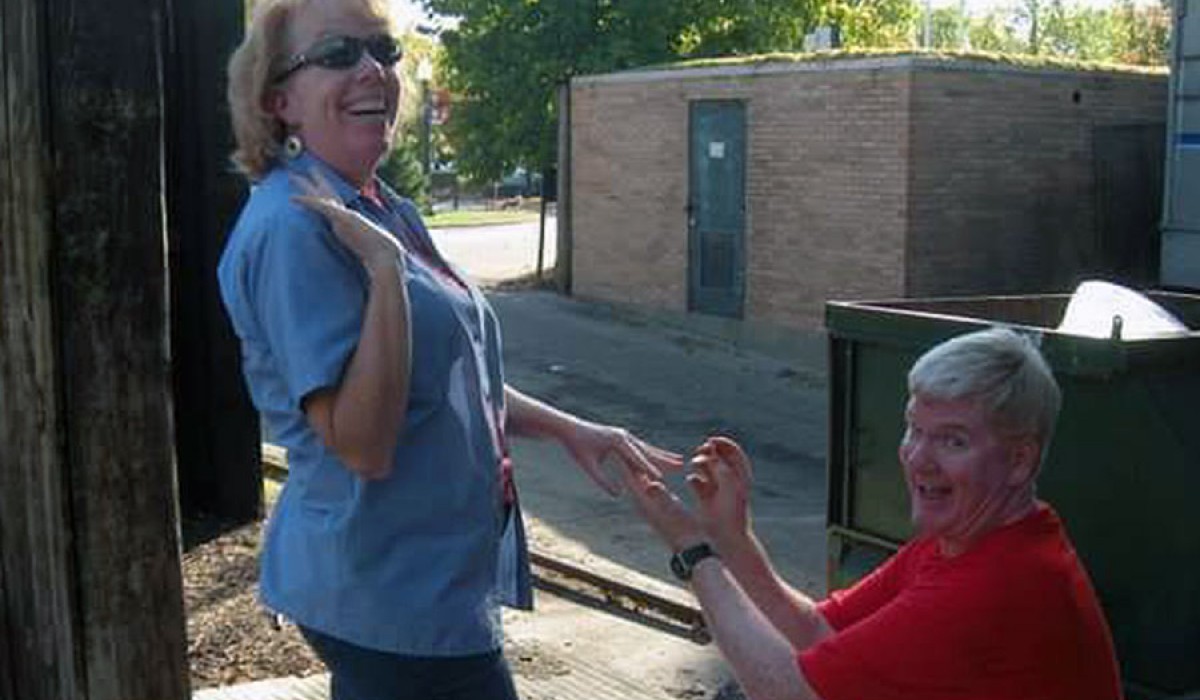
[687,436,754,547]
[291,170,405,273]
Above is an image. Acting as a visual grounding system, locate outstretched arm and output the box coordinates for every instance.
[690,558,825,700]
[504,386,682,494]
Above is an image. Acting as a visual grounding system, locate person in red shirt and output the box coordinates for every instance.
[624,327,1123,700]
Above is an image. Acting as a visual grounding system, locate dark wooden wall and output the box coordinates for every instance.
[0,1,83,697]
[167,0,261,525]
[0,0,253,697]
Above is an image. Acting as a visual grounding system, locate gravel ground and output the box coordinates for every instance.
[183,517,323,690]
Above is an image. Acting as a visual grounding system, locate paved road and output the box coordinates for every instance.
[494,290,829,590]
[430,216,558,284]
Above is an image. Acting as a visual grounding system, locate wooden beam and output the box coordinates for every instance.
[46,0,188,697]
[165,0,261,523]
[0,0,86,697]
[44,0,191,694]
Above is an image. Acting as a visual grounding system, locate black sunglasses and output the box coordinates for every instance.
[273,34,403,84]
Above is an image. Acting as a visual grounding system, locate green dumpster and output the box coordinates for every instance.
[825,292,1200,700]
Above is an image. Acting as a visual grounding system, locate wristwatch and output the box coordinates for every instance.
[669,542,718,581]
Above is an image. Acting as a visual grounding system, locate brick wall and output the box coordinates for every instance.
[569,56,1166,331]
[906,62,1167,297]
[571,62,910,330]
[571,79,691,312]
[745,68,909,330]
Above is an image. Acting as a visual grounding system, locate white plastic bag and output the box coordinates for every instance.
[1057,280,1189,340]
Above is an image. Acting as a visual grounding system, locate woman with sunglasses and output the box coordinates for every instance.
[219,1,681,698]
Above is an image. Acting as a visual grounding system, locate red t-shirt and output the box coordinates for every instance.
[799,504,1122,700]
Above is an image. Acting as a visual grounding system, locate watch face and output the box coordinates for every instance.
[670,553,690,581]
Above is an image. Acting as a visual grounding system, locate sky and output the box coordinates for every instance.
[391,0,427,31]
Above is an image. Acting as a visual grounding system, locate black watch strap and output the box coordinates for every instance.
[669,542,718,581]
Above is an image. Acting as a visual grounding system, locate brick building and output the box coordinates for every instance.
[560,53,1167,331]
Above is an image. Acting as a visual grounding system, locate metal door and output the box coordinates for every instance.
[1162,0,1200,288]
[688,100,746,318]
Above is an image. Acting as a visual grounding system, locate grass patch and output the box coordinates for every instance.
[651,48,1166,76]
[425,208,542,229]
[484,269,560,291]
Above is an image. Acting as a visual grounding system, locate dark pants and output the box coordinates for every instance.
[299,626,520,700]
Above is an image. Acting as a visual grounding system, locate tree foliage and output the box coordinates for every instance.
[423,0,919,180]
[821,0,920,48]
[426,0,1169,181]
[379,130,431,210]
[937,0,1170,64]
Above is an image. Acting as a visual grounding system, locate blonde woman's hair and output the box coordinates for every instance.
[227,0,397,180]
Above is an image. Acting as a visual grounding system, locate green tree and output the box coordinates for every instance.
[966,0,1167,66]
[926,5,970,50]
[968,9,1027,53]
[1040,0,1115,61]
[428,0,697,180]
[1108,0,1171,65]
[821,0,919,48]
[423,0,917,182]
[378,131,431,211]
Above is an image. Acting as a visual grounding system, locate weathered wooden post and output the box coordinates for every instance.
[165,0,261,524]
[1,0,189,698]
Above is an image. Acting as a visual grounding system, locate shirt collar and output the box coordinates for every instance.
[283,152,376,208]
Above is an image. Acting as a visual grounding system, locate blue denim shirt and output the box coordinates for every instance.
[217,153,531,656]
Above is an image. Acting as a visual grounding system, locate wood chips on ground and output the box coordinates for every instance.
[183,518,323,689]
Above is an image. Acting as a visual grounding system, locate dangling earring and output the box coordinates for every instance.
[283,134,304,159]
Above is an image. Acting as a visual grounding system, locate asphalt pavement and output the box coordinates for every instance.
[430,220,834,699]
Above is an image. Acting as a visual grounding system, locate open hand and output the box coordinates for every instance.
[564,421,683,496]
[291,171,405,272]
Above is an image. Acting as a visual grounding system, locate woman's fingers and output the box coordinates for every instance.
[291,194,337,217]
[290,171,351,224]
[310,168,339,198]
[610,432,682,480]
[291,168,338,199]
[291,188,405,269]
[635,437,685,472]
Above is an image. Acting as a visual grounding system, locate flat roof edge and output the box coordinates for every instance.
[572,53,1166,87]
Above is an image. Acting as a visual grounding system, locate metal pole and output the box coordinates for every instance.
[421,80,432,176]
[537,188,547,279]
[923,0,932,47]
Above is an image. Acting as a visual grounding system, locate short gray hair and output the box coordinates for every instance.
[908,327,1062,449]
